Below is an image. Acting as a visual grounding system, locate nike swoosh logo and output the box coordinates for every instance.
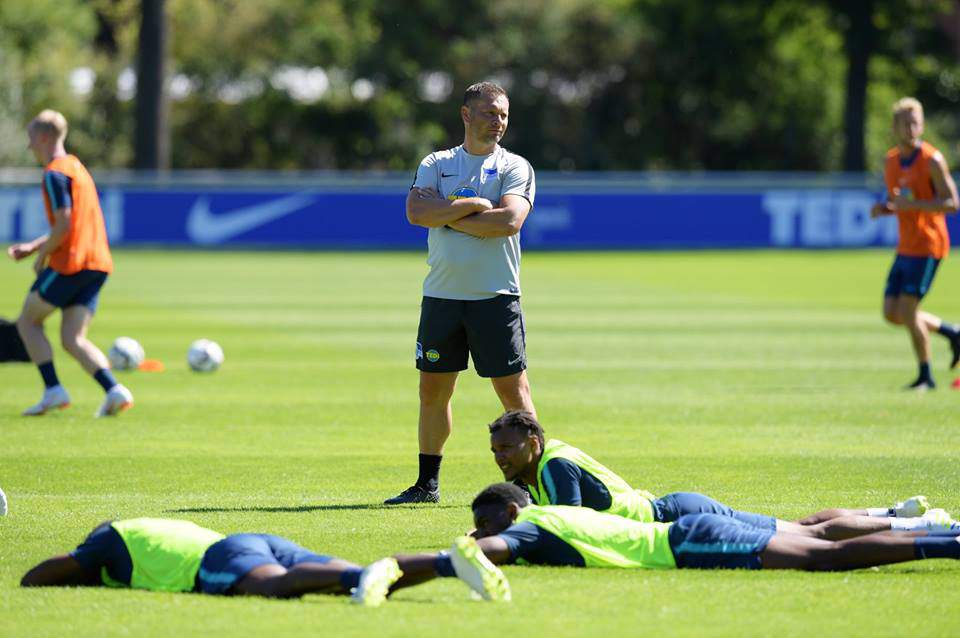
[186,193,316,245]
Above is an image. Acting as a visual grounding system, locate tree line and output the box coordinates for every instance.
[1,0,958,172]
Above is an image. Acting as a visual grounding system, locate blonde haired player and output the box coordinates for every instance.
[871,98,960,390]
[7,110,133,416]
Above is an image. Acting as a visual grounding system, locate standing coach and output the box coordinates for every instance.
[385,82,537,504]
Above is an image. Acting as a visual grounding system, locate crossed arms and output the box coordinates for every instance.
[406,188,531,238]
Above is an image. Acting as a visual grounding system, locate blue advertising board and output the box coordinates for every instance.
[0,172,955,249]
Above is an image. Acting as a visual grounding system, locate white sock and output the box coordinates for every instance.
[866,508,891,517]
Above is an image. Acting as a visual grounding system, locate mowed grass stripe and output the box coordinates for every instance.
[1,249,959,637]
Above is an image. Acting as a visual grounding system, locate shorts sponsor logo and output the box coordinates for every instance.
[416,342,423,360]
[426,349,440,363]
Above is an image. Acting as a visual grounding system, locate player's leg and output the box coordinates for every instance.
[652,492,777,531]
[466,295,536,416]
[898,294,935,389]
[797,495,930,525]
[200,534,363,599]
[760,530,960,571]
[60,303,133,417]
[386,298,469,504]
[16,288,70,415]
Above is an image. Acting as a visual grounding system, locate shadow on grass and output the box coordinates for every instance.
[165,503,462,513]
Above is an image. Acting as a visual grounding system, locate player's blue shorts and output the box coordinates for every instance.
[652,492,777,531]
[668,513,775,570]
[884,255,940,299]
[31,268,108,313]
[197,534,333,595]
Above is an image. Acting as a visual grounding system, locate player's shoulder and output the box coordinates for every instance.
[497,146,534,171]
[884,147,900,162]
[425,146,464,163]
[921,141,946,164]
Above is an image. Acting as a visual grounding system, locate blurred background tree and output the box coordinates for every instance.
[1,0,958,171]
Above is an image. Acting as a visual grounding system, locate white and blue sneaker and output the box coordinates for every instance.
[351,558,402,607]
[95,384,133,417]
[920,509,960,535]
[892,495,930,518]
[449,536,511,602]
[22,385,71,416]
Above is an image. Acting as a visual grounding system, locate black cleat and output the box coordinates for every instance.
[905,377,936,392]
[950,335,960,370]
[383,485,440,505]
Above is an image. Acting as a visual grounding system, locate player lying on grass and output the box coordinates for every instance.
[20,517,509,606]
[489,411,955,539]
[465,482,960,572]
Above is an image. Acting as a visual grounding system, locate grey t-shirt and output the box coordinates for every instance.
[412,145,535,300]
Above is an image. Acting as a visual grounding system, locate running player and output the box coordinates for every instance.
[7,110,132,416]
[21,517,509,606]
[466,482,960,572]
[386,81,536,504]
[870,97,960,390]
[488,411,953,539]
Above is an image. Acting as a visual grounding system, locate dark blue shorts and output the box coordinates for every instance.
[884,255,940,299]
[668,513,775,570]
[652,492,777,531]
[31,268,108,313]
[197,534,333,595]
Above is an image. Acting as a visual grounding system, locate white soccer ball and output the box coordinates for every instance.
[108,336,145,371]
[188,339,224,372]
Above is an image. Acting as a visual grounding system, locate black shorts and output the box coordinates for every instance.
[416,295,527,378]
[30,267,108,313]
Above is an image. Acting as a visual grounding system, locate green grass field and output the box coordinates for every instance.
[1,249,958,637]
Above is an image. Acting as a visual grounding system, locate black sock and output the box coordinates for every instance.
[38,361,59,389]
[918,362,932,382]
[93,368,118,392]
[417,454,442,491]
[938,322,960,340]
[914,537,960,560]
[434,552,455,577]
[339,567,362,590]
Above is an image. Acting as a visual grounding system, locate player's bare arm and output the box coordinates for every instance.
[21,554,99,587]
[447,194,532,238]
[7,234,48,261]
[406,188,493,228]
[32,207,71,273]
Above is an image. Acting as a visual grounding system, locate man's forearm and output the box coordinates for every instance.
[897,198,959,214]
[407,198,489,228]
[448,209,523,238]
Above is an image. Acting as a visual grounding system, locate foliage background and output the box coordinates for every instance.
[1,0,960,171]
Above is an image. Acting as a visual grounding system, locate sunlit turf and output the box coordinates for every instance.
[1,249,958,637]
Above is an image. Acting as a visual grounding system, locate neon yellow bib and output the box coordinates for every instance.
[103,518,225,592]
[529,439,656,523]
[516,505,676,568]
